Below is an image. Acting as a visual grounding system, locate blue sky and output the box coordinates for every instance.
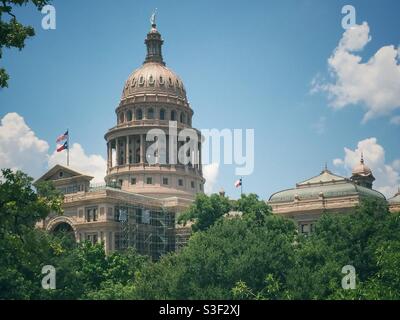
[0,0,399,199]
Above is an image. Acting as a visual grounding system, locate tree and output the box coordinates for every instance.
[0,168,63,299]
[178,193,232,232]
[134,213,297,299]
[0,0,50,87]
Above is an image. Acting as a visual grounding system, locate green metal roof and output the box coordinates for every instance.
[269,170,386,203]
[296,170,346,186]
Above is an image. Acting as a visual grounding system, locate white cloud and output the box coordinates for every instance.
[313,22,400,122]
[0,113,49,178]
[48,143,106,183]
[203,162,219,194]
[0,112,106,182]
[333,137,399,197]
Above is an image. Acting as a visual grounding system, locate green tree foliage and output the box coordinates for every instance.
[0,168,63,299]
[178,193,232,232]
[0,0,49,87]
[134,213,297,299]
[2,169,400,300]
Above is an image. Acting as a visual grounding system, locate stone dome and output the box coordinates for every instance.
[121,62,187,101]
[120,20,188,103]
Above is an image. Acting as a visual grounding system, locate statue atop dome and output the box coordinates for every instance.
[150,9,157,26]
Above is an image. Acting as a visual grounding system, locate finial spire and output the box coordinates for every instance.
[360,152,364,164]
[324,162,328,171]
[144,10,165,65]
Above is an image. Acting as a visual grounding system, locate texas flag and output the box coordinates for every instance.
[56,141,68,152]
[234,178,242,188]
[56,130,69,143]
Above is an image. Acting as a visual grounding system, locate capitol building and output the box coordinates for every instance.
[35,18,400,258]
[36,18,204,259]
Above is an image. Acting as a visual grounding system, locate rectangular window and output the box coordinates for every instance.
[146,177,153,185]
[163,177,169,185]
[131,177,137,185]
[178,179,183,186]
[85,209,91,222]
[85,207,98,222]
[191,181,195,188]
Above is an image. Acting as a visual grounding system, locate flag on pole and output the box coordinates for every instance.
[234,178,242,188]
[56,130,69,143]
[56,141,68,152]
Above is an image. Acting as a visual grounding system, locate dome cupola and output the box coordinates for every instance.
[351,153,375,189]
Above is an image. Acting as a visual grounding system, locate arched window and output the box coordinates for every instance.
[127,110,132,121]
[171,110,176,121]
[160,109,165,120]
[147,108,154,119]
[136,109,143,120]
[119,112,124,123]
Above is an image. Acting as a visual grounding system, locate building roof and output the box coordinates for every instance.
[120,21,187,102]
[35,164,94,184]
[388,189,400,204]
[269,168,386,203]
[296,169,347,187]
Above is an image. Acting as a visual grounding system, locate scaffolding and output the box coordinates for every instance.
[116,203,175,260]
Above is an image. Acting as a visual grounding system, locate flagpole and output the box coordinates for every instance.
[67,128,70,166]
[241,176,243,196]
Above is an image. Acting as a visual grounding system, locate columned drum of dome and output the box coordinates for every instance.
[104,20,205,199]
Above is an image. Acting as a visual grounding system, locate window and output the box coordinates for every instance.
[199,184,203,191]
[118,179,123,187]
[149,75,154,85]
[171,110,176,121]
[86,234,98,245]
[59,171,63,178]
[131,177,136,185]
[85,207,98,222]
[160,109,165,120]
[191,181,195,188]
[180,112,185,123]
[136,109,143,120]
[159,76,164,85]
[146,177,153,185]
[163,177,169,185]
[178,179,183,187]
[127,110,132,121]
[147,108,154,119]
[119,112,124,123]
[301,224,310,234]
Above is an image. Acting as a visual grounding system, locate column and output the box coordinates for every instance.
[107,142,112,169]
[140,134,144,164]
[126,135,130,165]
[198,141,202,171]
[115,138,120,166]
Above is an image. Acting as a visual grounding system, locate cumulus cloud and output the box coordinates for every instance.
[0,113,49,178]
[313,22,400,122]
[0,112,106,182]
[203,162,219,194]
[48,143,106,183]
[333,137,399,197]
